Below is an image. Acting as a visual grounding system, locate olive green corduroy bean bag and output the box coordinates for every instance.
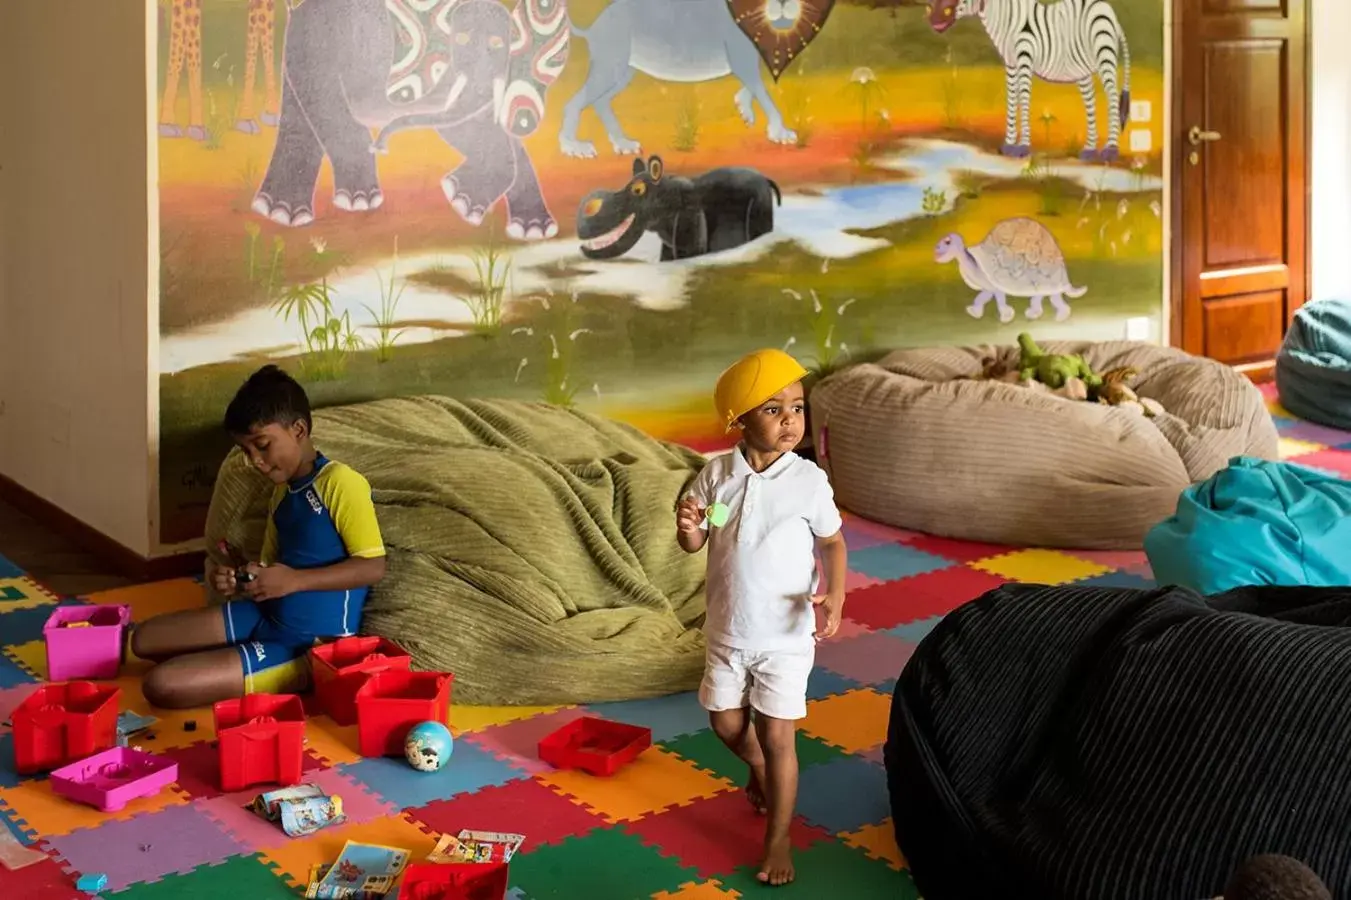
[204,396,709,705]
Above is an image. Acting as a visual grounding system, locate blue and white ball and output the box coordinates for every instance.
[404,720,453,772]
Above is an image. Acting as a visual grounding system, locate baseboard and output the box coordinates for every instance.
[1236,359,1276,384]
[0,473,205,583]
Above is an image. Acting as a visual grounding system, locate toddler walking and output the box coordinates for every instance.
[676,348,848,886]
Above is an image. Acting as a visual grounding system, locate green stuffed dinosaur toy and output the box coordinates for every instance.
[1016,333,1102,390]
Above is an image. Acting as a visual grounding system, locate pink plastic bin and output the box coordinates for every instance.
[50,746,179,812]
[44,604,131,681]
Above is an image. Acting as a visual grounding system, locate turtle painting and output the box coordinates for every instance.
[933,217,1087,323]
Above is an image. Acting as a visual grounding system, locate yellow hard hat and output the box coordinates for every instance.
[713,348,809,431]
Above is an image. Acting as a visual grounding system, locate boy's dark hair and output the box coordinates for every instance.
[223,365,312,435]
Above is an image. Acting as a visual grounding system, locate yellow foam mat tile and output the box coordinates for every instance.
[1279,437,1326,459]
[653,880,738,899]
[303,713,363,767]
[972,548,1110,585]
[259,813,437,889]
[801,689,891,754]
[449,704,570,736]
[0,577,59,612]
[0,777,189,838]
[535,746,734,824]
[841,819,907,870]
[2,640,46,680]
[87,579,208,623]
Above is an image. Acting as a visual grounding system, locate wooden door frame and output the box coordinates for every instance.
[1168,0,1313,382]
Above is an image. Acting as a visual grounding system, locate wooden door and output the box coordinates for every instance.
[1171,0,1309,375]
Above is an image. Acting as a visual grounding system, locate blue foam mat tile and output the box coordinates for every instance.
[583,691,712,743]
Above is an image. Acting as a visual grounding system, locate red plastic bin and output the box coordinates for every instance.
[12,681,121,775]
[310,636,412,726]
[537,716,652,777]
[400,862,509,900]
[354,670,453,758]
[212,693,306,792]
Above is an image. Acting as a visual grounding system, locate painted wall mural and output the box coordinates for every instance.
[156,0,1165,544]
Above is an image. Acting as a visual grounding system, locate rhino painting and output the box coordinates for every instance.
[253,0,569,240]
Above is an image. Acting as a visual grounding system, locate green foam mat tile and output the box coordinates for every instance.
[659,728,847,784]
[715,839,919,899]
[508,824,699,900]
[104,853,297,899]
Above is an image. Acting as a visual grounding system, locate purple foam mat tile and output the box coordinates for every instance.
[41,802,247,893]
[0,684,39,726]
[468,707,591,774]
[198,766,397,852]
[813,630,916,686]
[1279,419,1351,447]
[844,569,884,593]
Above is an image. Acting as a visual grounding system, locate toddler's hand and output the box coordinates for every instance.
[812,591,846,642]
[676,496,705,534]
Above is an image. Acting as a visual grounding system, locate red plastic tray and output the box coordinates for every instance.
[400,861,509,900]
[354,670,453,758]
[12,682,121,775]
[537,716,651,777]
[310,636,411,726]
[212,693,306,792]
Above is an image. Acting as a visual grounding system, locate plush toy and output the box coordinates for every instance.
[1217,854,1330,900]
[1016,333,1102,390]
[1092,366,1166,417]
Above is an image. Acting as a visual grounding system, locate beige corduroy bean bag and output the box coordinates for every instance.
[808,341,1278,550]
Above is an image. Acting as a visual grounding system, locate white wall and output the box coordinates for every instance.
[1311,0,1351,301]
[0,1,156,557]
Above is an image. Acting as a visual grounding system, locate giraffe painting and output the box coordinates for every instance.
[159,0,281,140]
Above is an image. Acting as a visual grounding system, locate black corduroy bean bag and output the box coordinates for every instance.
[885,582,1351,900]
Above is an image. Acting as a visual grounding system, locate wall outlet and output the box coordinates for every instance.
[1128,129,1152,154]
[1125,316,1151,341]
[1130,100,1152,123]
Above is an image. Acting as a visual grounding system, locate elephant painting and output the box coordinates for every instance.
[253,0,569,239]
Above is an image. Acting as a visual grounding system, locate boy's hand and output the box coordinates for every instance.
[676,496,705,535]
[812,591,846,642]
[210,562,239,597]
[243,562,299,602]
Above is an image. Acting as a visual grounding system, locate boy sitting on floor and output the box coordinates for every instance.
[134,365,386,708]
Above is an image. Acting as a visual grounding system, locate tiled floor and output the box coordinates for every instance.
[0,385,1346,898]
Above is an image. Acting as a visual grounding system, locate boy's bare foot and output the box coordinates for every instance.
[747,766,769,815]
[757,835,795,886]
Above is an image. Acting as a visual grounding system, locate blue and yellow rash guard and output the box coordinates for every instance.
[222,453,384,693]
[259,452,385,635]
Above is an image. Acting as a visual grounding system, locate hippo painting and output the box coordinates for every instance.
[576,156,780,261]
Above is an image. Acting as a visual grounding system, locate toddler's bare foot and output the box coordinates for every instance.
[758,835,795,886]
[746,767,768,815]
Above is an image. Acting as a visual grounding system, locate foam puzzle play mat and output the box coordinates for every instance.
[2,386,1350,899]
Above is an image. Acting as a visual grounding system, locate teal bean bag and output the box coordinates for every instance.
[1276,297,1351,430]
[1145,456,1351,595]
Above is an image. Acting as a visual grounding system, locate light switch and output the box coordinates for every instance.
[1130,100,1152,123]
[1129,129,1152,153]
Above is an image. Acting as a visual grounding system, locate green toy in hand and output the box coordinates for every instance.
[707,502,731,528]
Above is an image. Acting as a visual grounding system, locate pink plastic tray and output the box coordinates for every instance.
[49,746,179,812]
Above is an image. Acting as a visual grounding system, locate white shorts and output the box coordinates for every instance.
[698,642,815,721]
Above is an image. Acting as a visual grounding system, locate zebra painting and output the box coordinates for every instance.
[928,0,1131,161]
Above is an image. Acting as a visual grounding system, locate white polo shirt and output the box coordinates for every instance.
[690,447,844,652]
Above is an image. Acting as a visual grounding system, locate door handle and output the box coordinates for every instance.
[1188,125,1221,145]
